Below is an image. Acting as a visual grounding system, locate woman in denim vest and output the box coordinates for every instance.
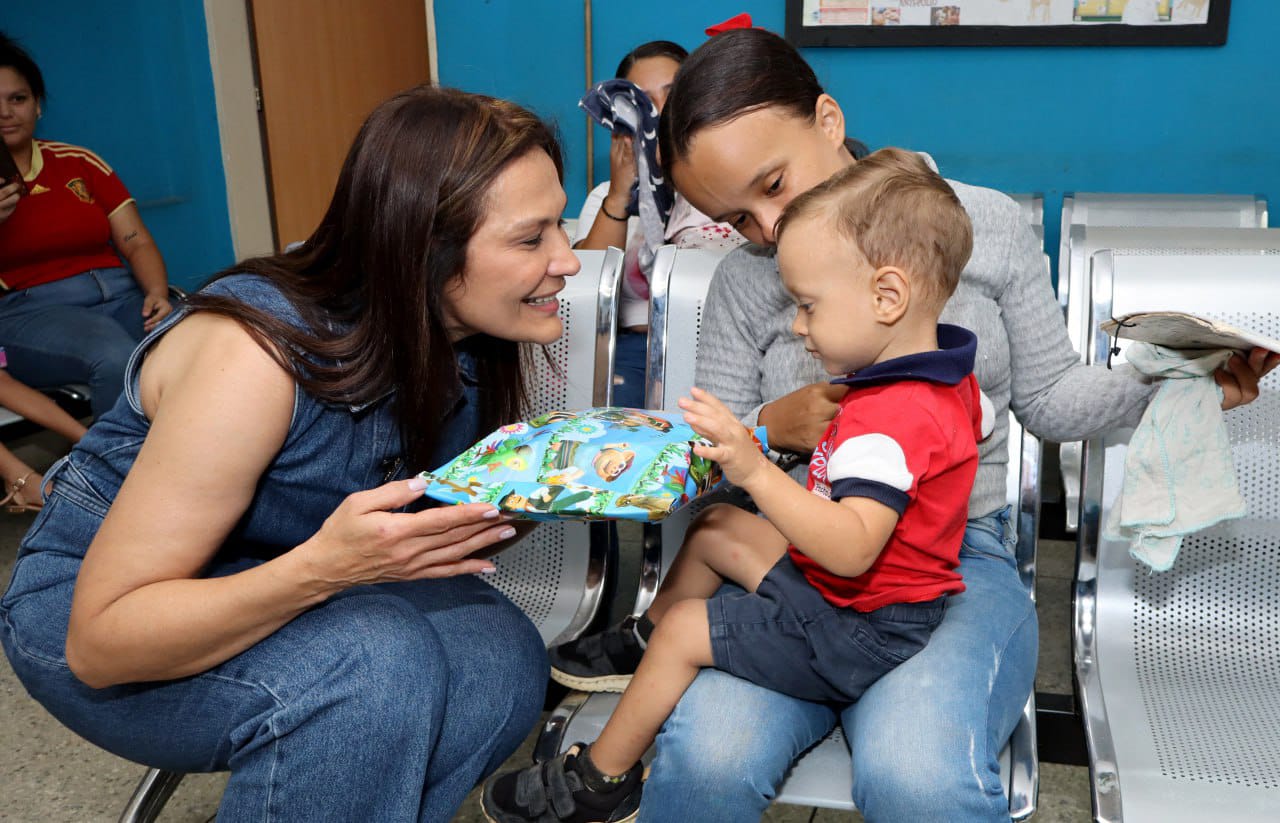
[1,86,579,821]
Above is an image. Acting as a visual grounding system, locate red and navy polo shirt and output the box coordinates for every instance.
[789,324,992,612]
[0,140,134,291]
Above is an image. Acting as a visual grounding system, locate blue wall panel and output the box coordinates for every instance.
[435,1,1278,274]
[10,2,1268,290]
[2,1,235,289]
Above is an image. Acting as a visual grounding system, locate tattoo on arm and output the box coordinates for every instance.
[122,230,139,244]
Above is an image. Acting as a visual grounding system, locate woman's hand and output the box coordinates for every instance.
[604,133,637,216]
[0,181,21,223]
[299,477,519,588]
[756,382,847,455]
[142,288,173,332]
[680,387,772,488]
[1218,347,1280,410]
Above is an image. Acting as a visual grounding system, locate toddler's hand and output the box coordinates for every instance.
[679,387,771,488]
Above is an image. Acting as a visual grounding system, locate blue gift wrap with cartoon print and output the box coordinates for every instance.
[418,407,766,521]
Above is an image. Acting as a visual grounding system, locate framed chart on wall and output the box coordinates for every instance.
[785,0,1230,47]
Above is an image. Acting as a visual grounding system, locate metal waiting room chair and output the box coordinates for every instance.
[119,249,626,821]
[538,245,1042,818]
[635,246,730,614]
[1075,246,1280,822]
[1055,194,1269,526]
[1056,192,1267,320]
[1009,192,1045,228]
[1057,225,1279,536]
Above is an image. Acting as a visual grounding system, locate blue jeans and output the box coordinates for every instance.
[0,267,144,417]
[638,509,1037,823]
[2,509,549,821]
[613,330,647,409]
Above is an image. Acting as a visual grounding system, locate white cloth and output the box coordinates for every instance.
[1103,342,1246,571]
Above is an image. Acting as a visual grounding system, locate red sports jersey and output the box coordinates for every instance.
[0,140,134,290]
[789,324,988,612]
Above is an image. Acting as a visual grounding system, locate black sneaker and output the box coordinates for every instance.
[481,743,643,823]
[548,616,646,692]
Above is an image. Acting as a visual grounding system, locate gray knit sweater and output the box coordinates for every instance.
[695,174,1157,520]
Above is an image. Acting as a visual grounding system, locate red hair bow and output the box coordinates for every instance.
[705,13,754,36]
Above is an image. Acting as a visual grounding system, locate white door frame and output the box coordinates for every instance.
[201,0,438,259]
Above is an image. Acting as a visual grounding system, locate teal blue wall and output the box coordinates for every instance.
[7,2,1270,290]
[2,1,234,290]
[435,1,1277,274]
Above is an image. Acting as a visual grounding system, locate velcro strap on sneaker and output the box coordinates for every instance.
[546,756,582,819]
[514,765,550,818]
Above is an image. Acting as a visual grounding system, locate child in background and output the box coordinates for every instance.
[483,148,990,822]
[574,39,746,409]
[0,352,89,512]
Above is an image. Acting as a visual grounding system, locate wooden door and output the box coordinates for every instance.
[249,0,430,248]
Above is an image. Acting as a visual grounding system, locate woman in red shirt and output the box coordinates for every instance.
[0,33,171,417]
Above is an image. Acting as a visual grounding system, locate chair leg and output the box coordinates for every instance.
[118,768,185,823]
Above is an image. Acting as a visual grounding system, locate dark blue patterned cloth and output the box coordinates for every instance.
[579,79,674,274]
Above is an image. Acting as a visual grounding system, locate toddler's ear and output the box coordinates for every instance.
[871,266,909,323]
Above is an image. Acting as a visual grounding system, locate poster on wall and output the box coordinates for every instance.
[786,0,1229,46]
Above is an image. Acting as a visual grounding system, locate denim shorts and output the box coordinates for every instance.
[707,554,945,704]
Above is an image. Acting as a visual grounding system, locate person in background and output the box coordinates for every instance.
[0,33,172,419]
[1,86,578,821]
[0,358,88,513]
[573,39,744,409]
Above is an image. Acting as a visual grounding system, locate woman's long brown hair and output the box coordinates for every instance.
[185,86,564,470]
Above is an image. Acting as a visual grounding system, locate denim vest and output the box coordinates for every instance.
[29,274,481,561]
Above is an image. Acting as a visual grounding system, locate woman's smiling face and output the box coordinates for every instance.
[441,149,580,345]
[669,96,853,247]
[0,66,39,153]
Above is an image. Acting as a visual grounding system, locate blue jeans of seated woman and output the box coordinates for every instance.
[638,508,1037,823]
[2,493,548,821]
[613,330,647,409]
[0,267,144,417]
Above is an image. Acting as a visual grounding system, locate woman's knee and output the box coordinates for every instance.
[483,605,548,731]
[285,595,451,723]
[846,654,1016,821]
[450,592,547,728]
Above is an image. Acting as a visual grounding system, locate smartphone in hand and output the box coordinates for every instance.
[0,141,29,197]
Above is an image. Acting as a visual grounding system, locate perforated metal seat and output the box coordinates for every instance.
[119,249,625,822]
[635,247,728,614]
[1075,246,1280,822]
[1057,223,1275,535]
[540,245,1041,818]
[1058,193,1268,316]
